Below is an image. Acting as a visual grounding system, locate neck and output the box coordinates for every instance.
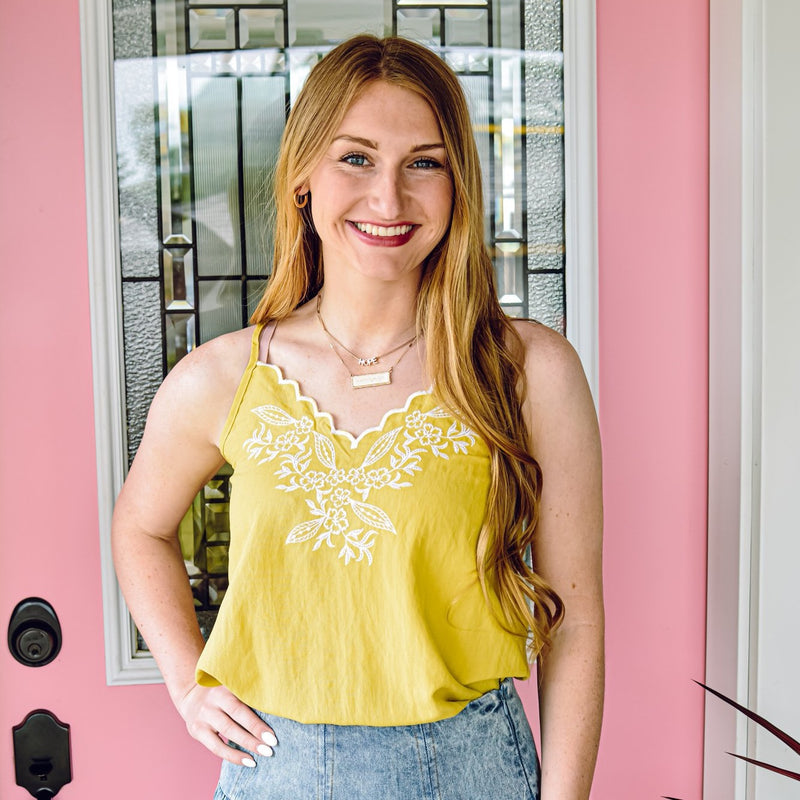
[316,280,419,353]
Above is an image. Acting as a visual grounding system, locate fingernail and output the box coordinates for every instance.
[262,731,278,747]
[242,757,257,768]
[257,744,274,757]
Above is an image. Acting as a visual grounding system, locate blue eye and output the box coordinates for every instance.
[411,157,443,169]
[342,153,369,167]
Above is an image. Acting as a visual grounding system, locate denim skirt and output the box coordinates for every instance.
[213,678,539,800]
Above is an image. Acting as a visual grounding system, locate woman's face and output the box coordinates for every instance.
[301,81,454,289]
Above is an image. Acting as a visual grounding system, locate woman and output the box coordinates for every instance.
[112,35,603,799]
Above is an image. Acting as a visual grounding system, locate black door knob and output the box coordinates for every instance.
[7,598,62,667]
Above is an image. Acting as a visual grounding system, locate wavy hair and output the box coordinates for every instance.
[250,35,563,658]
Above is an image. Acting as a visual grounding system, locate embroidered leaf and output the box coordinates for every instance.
[362,427,401,467]
[350,500,396,533]
[427,407,451,418]
[312,431,337,469]
[252,405,297,426]
[339,543,355,564]
[286,517,325,544]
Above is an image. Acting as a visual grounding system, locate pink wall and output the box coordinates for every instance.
[0,2,708,797]
[593,1,709,797]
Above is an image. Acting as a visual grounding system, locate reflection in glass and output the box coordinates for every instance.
[115,0,566,649]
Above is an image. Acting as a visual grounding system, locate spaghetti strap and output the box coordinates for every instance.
[253,320,278,364]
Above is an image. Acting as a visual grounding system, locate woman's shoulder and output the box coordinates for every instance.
[508,319,595,437]
[148,327,256,427]
[509,319,584,385]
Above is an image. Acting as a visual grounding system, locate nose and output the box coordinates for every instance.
[368,166,405,220]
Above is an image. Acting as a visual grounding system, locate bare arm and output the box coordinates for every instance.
[517,322,604,800]
[112,329,277,766]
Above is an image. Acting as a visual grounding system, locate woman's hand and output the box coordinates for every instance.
[178,683,279,767]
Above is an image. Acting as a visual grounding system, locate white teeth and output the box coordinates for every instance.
[354,222,413,237]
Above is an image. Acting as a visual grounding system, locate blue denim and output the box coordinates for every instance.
[213,678,539,799]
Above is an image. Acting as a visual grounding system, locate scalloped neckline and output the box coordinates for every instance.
[255,361,432,448]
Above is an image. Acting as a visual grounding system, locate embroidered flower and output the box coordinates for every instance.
[246,403,478,565]
[323,506,349,535]
[406,410,426,429]
[274,431,301,452]
[364,467,395,490]
[330,488,352,508]
[294,417,313,435]
[414,423,443,448]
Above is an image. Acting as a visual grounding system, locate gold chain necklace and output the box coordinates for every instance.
[315,295,418,389]
[315,295,416,365]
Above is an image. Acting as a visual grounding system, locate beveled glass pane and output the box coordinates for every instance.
[444,9,488,47]
[205,503,231,542]
[165,312,196,370]
[157,57,193,245]
[242,76,285,277]
[115,58,160,279]
[122,281,162,460]
[206,544,230,574]
[397,10,440,47]
[189,9,236,51]
[494,239,524,304]
[191,76,242,276]
[198,279,243,342]
[459,76,492,242]
[496,0,522,50]
[240,9,285,48]
[164,247,196,310]
[528,272,565,333]
[398,0,486,5]
[288,0,388,46]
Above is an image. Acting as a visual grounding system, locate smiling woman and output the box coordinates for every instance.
[111,33,602,800]
[297,82,453,288]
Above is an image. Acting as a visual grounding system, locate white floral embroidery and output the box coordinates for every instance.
[243,404,476,565]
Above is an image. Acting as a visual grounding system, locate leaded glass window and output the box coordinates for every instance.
[111,0,565,652]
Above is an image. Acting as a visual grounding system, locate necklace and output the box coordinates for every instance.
[315,295,416,366]
[315,295,418,389]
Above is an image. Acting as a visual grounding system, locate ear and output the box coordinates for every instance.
[295,183,310,196]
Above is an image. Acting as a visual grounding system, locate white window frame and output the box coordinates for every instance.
[81,0,599,685]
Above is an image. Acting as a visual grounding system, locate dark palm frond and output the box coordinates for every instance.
[696,680,800,782]
[729,753,800,781]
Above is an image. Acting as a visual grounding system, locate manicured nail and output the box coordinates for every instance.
[262,731,278,747]
[257,744,274,757]
[242,757,256,768]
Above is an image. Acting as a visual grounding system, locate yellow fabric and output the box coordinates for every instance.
[196,325,529,725]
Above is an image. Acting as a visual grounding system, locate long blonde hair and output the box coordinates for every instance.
[250,35,564,658]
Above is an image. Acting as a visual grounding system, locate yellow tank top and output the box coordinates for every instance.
[195,324,529,725]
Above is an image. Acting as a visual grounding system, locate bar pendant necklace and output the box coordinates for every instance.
[316,295,417,389]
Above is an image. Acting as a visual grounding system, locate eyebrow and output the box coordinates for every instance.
[332,135,446,152]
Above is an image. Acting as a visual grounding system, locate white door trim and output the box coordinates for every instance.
[706,0,763,795]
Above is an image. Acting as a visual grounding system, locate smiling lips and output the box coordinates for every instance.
[350,220,416,246]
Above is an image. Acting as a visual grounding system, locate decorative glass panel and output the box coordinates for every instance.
[111,0,565,653]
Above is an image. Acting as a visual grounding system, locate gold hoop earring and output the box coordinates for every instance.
[294,192,308,209]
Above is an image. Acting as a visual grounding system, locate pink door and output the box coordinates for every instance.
[0,2,708,798]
